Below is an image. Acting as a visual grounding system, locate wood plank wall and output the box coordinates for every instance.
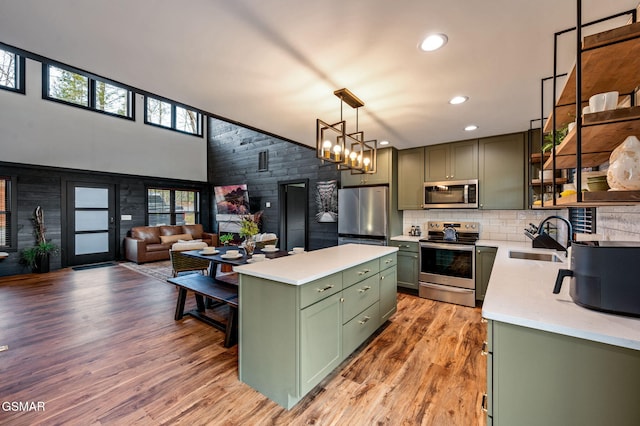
[208,117,340,250]
[0,162,211,277]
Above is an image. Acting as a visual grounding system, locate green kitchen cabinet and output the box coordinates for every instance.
[485,320,640,425]
[424,139,478,182]
[300,291,343,395]
[379,265,397,324]
[239,252,397,409]
[390,240,419,290]
[341,146,393,187]
[478,132,525,209]
[475,245,497,301]
[398,147,425,209]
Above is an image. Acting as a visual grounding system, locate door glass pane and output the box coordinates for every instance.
[76,187,108,208]
[75,233,108,255]
[75,211,108,232]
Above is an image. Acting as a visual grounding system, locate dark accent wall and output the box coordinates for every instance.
[0,162,211,277]
[208,117,340,250]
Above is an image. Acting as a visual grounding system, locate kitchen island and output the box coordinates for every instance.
[234,244,398,409]
[480,240,640,426]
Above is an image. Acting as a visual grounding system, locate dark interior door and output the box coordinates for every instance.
[66,182,117,266]
[279,180,308,251]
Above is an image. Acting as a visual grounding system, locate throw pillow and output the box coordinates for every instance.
[160,233,193,244]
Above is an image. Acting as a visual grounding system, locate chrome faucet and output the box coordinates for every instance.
[524,215,573,255]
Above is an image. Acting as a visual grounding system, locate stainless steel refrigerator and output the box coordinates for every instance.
[338,186,388,246]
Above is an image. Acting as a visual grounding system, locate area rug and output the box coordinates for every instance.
[119,260,173,282]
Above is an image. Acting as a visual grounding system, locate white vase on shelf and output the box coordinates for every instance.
[607,136,640,191]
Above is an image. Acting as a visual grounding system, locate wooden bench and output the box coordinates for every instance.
[167,274,239,347]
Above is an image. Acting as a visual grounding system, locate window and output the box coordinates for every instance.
[569,207,596,235]
[1,177,17,250]
[44,64,133,118]
[147,188,200,226]
[145,96,202,136]
[0,47,25,93]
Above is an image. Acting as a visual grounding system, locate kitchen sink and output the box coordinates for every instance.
[508,250,563,262]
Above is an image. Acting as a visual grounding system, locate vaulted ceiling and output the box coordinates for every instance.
[1,0,637,149]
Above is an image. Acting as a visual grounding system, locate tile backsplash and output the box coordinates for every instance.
[402,205,640,243]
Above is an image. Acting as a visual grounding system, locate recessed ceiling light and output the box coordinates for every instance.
[379,140,390,146]
[465,125,478,131]
[419,34,448,52]
[449,96,468,105]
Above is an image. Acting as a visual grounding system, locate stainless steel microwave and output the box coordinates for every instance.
[423,179,478,209]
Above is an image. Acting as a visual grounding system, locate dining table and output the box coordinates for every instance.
[168,245,289,347]
[181,245,289,283]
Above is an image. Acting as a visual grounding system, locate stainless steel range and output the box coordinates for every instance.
[418,221,480,307]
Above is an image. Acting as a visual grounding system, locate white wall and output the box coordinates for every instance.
[0,59,207,181]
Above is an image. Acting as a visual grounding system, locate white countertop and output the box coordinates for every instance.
[480,239,640,351]
[234,244,398,285]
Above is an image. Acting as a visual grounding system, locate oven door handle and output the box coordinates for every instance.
[420,282,475,294]
[419,242,475,252]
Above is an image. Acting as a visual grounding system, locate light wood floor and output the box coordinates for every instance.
[0,264,486,426]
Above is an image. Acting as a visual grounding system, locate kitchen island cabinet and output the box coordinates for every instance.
[424,139,477,182]
[235,244,398,409]
[480,240,640,425]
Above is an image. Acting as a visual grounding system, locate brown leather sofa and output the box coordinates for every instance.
[124,224,218,264]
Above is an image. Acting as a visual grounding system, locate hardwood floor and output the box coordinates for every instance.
[0,265,486,426]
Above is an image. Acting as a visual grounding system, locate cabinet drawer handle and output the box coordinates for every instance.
[358,316,371,325]
[481,394,488,412]
[385,258,393,264]
[481,341,488,356]
[357,285,372,293]
[316,284,334,293]
[357,269,371,276]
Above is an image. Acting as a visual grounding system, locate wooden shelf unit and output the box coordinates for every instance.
[531,178,568,185]
[543,106,640,170]
[555,190,640,206]
[539,16,640,206]
[543,21,640,133]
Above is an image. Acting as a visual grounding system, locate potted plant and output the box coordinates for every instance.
[542,123,569,154]
[20,206,59,273]
[220,233,234,246]
[238,212,261,256]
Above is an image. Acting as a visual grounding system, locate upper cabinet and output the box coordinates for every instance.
[424,139,478,181]
[479,133,526,210]
[397,147,425,210]
[542,16,640,206]
[341,147,393,187]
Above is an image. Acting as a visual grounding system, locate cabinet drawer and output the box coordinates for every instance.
[300,272,343,308]
[379,252,397,270]
[342,274,379,323]
[343,259,379,288]
[342,302,379,358]
[389,240,419,252]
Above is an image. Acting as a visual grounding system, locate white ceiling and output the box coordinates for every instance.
[0,0,637,149]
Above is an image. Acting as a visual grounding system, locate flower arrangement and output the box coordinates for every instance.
[238,211,263,238]
[239,215,259,238]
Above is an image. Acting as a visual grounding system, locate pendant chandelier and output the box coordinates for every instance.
[316,88,377,174]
